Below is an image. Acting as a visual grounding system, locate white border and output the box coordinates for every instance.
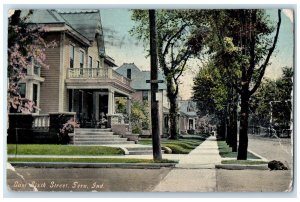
[1,0,299,200]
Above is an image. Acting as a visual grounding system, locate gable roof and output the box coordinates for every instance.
[22,9,120,62]
[57,9,102,41]
[22,9,65,24]
[179,100,198,117]
[115,63,167,90]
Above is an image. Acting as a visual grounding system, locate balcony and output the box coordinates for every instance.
[66,68,133,93]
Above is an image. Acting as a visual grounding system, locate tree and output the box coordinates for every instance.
[250,67,293,135]
[192,60,229,139]
[130,100,150,134]
[8,10,56,114]
[131,10,207,139]
[206,9,282,159]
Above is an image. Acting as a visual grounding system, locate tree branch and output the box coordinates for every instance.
[246,10,257,82]
[249,9,281,95]
[162,24,187,58]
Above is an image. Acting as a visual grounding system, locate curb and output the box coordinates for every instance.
[118,147,129,155]
[215,164,269,170]
[9,162,176,169]
[247,149,269,161]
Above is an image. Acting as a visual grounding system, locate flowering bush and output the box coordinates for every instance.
[58,118,80,144]
[8,10,56,113]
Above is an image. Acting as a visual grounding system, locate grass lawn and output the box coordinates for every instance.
[8,157,177,164]
[139,135,208,154]
[221,160,268,165]
[217,140,260,159]
[7,144,124,156]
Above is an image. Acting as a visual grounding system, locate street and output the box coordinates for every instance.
[7,167,171,192]
[216,135,293,192]
[248,135,293,168]
[6,135,294,192]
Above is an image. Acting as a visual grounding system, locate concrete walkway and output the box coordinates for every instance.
[152,136,222,192]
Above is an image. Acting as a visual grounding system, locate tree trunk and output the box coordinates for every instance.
[231,91,238,152]
[169,95,178,139]
[237,88,249,160]
[226,102,232,147]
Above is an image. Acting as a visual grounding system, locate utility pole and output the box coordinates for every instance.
[149,9,162,161]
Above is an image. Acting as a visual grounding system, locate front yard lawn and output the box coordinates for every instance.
[217,140,260,159]
[8,157,177,164]
[221,160,267,165]
[7,144,124,156]
[139,136,207,154]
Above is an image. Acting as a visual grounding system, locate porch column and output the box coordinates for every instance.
[193,118,196,130]
[127,96,131,117]
[108,89,115,114]
[127,96,132,131]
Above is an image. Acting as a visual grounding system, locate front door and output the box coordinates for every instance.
[189,119,194,130]
[99,94,108,118]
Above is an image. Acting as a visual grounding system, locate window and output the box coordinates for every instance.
[127,68,131,79]
[33,84,38,113]
[79,51,84,75]
[19,83,26,98]
[70,45,74,68]
[97,61,100,68]
[89,56,93,68]
[33,66,40,76]
[164,116,169,128]
[80,51,84,68]
[142,91,148,101]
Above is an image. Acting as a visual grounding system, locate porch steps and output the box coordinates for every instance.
[72,128,135,145]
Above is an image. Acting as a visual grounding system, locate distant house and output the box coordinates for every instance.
[115,63,169,136]
[178,100,199,134]
[17,9,134,127]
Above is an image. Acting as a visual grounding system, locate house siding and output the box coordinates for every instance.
[39,33,61,114]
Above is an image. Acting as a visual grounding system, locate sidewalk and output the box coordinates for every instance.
[152,136,222,192]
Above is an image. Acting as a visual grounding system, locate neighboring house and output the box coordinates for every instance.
[115,63,169,136]
[178,100,200,134]
[18,9,134,127]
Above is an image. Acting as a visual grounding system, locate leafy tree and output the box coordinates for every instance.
[115,97,127,114]
[206,9,282,159]
[192,60,233,142]
[8,10,56,113]
[250,67,293,134]
[130,10,207,139]
[127,100,150,134]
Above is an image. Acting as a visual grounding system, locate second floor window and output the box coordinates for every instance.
[97,61,100,68]
[80,50,84,69]
[89,56,93,68]
[19,83,26,98]
[127,68,131,79]
[70,45,74,68]
[142,90,148,101]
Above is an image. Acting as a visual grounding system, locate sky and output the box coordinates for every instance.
[100,9,294,100]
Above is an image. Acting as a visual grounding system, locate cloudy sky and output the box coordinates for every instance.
[100,9,294,100]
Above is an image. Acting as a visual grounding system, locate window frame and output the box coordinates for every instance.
[127,68,131,79]
[69,44,75,69]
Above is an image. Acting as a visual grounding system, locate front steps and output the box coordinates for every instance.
[70,128,164,155]
[71,128,135,145]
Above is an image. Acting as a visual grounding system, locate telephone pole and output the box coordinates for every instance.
[149,9,162,161]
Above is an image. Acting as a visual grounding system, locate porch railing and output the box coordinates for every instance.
[32,114,50,129]
[67,68,131,86]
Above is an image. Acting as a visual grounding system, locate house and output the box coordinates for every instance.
[115,63,169,136]
[178,100,200,134]
[18,9,134,127]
